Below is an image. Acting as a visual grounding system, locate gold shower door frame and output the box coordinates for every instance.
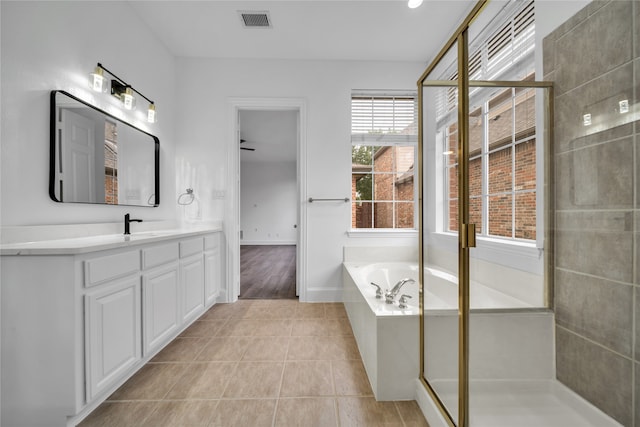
[416,2,554,426]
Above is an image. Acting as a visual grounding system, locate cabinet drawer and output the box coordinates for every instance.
[142,243,179,270]
[179,237,203,258]
[84,250,140,287]
[204,233,220,250]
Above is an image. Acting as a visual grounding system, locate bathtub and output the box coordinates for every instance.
[344,260,621,427]
[343,262,420,401]
[342,261,554,401]
[349,262,534,313]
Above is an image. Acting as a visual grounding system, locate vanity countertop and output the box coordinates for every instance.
[0,225,223,256]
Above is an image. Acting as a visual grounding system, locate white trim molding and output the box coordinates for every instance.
[227,97,308,302]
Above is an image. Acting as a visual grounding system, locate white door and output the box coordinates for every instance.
[60,109,96,202]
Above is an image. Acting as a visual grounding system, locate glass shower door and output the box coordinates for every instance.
[420,40,461,426]
[466,83,552,425]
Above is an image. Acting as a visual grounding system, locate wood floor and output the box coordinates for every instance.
[240,245,296,299]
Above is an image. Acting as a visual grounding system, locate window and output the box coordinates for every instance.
[445,85,537,240]
[442,0,537,242]
[351,92,417,229]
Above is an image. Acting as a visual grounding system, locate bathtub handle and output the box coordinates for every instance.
[399,294,412,309]
[370,282,383,299]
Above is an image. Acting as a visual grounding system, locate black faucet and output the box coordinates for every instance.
[124,213,143,235]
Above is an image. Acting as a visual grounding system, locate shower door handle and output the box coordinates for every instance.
[461,223,476,248]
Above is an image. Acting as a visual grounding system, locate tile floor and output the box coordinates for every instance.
[78,299,429,427]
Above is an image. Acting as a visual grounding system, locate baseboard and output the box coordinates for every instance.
[240,240,296,246]
[304,286,343,302]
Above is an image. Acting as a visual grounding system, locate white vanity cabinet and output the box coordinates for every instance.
[0,229,223,427]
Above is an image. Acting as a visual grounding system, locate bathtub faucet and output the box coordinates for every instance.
[370,282,383,299]
[384,278,415,304]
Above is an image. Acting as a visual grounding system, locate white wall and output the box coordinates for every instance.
[0,1,177,227]
[241,161,297,245]
[174,58,421,301]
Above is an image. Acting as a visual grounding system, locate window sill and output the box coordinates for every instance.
[429,231,543,274]
[347,229,418,238]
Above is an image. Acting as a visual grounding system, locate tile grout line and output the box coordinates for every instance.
[271,328,292,427]
[556,324,634,362]
[395,401,409,427]
[329,358,339,424]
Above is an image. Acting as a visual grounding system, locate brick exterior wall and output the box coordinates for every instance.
[352,146,415,229]
[447,89,537,240]
[105,175,118,205]
[373,146,414,229]
[104,121,118,205]
[374,146,394,228]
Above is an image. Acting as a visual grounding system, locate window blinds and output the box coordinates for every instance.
[435,0,535,122]
[351,93,417,146]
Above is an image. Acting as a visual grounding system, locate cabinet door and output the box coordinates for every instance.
[142,262,180,356]
[181,255,205,323]
[85,275,141,401]
[204,251,220,307]
[204,237,221,307]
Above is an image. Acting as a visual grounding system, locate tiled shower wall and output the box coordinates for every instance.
[543,1,639,426]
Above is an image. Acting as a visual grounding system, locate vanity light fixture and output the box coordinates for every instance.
[147,103,156,123]
[88,62,157,122]
[122,86,136,110]
[408,0,423,8]
[88,65,108,93]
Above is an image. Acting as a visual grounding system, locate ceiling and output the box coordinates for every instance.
[127,1,477,62]
[239,110,298,163]
[126,1,478,162]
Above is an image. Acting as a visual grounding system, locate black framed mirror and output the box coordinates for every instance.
[49,90,160,206]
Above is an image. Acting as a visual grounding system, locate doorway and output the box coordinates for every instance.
[227,97,307,303]
[239,109,298,299]
[240,245,296,299]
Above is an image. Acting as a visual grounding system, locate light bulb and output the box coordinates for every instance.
[147,103,156,123]
[408,0,423,8]
[122,86,136,110]
[88,66,107,93]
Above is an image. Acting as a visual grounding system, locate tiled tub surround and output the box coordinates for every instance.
[545,1,639,425]
[1,226,223,427]
[78,300,429,427]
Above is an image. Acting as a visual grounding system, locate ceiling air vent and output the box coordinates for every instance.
[239,11,272,28]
